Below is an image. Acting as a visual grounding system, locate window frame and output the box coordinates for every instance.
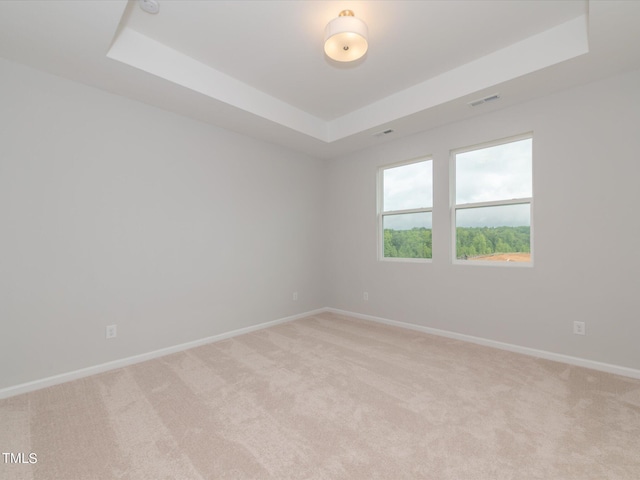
[377,156,433,263]
[450,133,534,267]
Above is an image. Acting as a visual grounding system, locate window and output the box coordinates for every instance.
[452,135,532,264]
[379,158,433,260]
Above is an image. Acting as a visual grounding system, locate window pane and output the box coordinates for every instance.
[383,160,432,211]
[383,212,432,259]
[456,138,532,204]
[456,204,530,262]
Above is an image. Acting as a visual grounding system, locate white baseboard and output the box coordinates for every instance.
[0,308,326,400]
[3,306,638,400]
[325,308,640,380]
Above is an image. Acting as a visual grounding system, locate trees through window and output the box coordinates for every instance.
[377,134,532,265]
[379,158,433,260]
[452,135,533,264]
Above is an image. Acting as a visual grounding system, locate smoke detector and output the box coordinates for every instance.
[139,0,159,14]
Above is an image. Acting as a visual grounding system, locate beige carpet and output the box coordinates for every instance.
[1,312,640,479]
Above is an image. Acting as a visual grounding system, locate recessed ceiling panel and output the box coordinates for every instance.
[121,1,586,121]
[4,0,640,158]
[110,0,588,142]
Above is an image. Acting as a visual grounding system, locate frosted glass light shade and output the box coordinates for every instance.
[324,10,368,62]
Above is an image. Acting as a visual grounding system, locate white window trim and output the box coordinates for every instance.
[377,156,433,263]
[450,133,534,267]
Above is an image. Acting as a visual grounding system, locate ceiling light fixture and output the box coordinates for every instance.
[324,10,368,62]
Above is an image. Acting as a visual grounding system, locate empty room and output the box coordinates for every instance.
[1,1,639,478]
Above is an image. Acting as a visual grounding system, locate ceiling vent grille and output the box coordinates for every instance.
[468,93,501,107]
[372,129,394,138]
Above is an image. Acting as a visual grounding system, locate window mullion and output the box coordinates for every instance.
[382,206,432,216]
[455,197,532,210]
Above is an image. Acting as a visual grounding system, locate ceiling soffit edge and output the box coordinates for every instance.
[107,11,588,145]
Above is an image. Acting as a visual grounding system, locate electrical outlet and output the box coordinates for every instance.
[293,291,298,301]
[106,324,117,339]
[363,292,369,301]
[573,321,586,335]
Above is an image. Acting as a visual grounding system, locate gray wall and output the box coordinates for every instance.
[0,59,327,389]
[2,56,639,392]
[325,68,640,371]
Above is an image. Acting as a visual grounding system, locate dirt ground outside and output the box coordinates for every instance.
[467,252,531,262]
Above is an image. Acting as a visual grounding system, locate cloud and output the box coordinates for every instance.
[383,160,432,211]
[384,212,432,231]
[456,138,532,204]
[381,139,531,230]
[456,203,530,228]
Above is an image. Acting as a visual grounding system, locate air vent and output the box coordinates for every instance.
[468,93,501,107]
[372,129,395,138]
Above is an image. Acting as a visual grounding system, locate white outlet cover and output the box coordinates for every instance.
[106,325,117,339]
